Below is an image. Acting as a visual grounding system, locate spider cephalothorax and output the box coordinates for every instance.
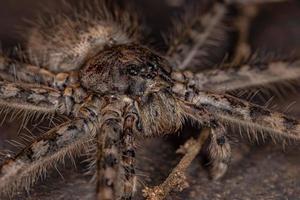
[81,44,183,137]
[0,0,300,200]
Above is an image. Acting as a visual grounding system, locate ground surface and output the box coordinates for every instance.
[0,1,300,200]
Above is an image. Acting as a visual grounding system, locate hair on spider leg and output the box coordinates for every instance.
[82,140,145,194]
[221,114,298,148]
[230,80,300,115]
[0,119,96,197]
[178,54,300,94]
[0,104,65,141]
[166,0,231,71]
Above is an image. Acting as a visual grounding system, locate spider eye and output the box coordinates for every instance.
[127,65,139,76]
[147,62,157,71]
[146,74,155,79]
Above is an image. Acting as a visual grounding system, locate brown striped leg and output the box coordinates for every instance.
[178,98,231,179]
[166,1,228,70]
[206,122,231,180]
[120,113,138,200]
[171,59,300,92]
[96,96,133,200]
[177,86,298,180]
[97,116,123,200]
[176,87,300,141]
[0,94,102,197]
[0,81,67,114]
[0,56,79,89]
[0,118,95,197]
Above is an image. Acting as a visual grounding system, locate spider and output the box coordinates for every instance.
[0,0,299,199]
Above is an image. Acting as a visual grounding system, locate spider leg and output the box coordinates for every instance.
[0,55,79,89]
[120,105,141,199]
[179,99,231,180]
[206,122,231,180]
[0,81,66,114]
[96,96,137,200]
[166,1,228,71]
[0,80,90,118]
[175,87,300,141]
[97,118,137,200]
[96,97,139,200]
[171,59,300,92]
[0,94,103,197]
[96,108,124,200]
[0,118,96,197]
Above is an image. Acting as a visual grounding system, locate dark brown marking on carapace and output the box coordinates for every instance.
[80,43,174,97]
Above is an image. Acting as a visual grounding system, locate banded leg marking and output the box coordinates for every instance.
[172,59,300,92]
[0,119,95,196]
[0,56,79,89]
[120,114,137,200]
[97,115,123,200]
[0,81,66,114]
[207,122,231,180]
[192,91,300,140]
[178,97,231,179]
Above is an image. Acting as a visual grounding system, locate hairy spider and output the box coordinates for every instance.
[0,0,299,199]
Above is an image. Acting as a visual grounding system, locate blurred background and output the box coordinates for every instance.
[0,0,300,199]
